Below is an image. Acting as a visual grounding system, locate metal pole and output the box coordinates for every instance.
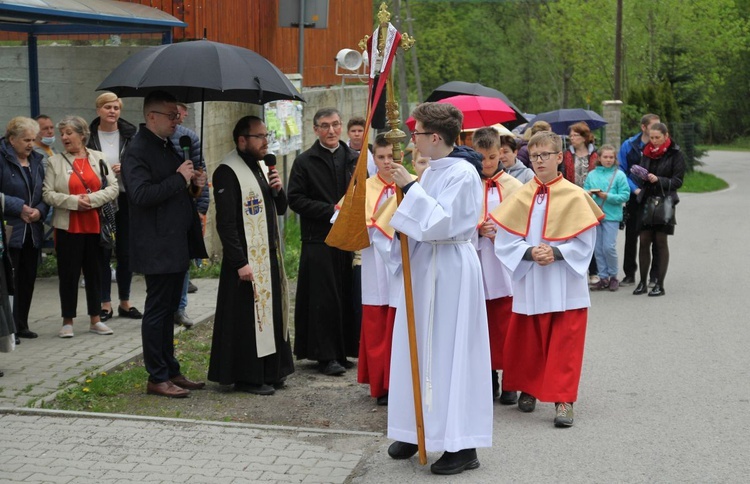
[298,0,305,75]
[28,34,40,118]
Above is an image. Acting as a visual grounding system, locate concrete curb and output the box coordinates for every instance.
[0,406,383,437]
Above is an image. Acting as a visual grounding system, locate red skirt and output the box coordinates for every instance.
[357,305,395,397]
[487,296,513,370]
[502,308,588,403]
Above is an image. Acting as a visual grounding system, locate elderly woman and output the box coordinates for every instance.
[0,117,49,340]
[632,122,685,297]
[87,92,141,322]
[43,115,119,338]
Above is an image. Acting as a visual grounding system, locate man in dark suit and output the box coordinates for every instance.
[122,90,208,398]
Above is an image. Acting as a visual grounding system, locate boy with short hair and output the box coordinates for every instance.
[472,127,523,405]
[357,135,409,406]
[387,103,491,475]
[347,116,376,176]
[492,131,603,428]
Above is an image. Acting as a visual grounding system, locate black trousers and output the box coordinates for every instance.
[143,272,184,383]
[56,230,101,318]
[9,235,40,331]
[623,198,658,280]
[100,193,133,303]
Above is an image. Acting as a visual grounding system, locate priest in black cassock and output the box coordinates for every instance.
[208,116,294,395]
[287,108,359,376]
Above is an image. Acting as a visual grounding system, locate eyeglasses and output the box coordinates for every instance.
[411,131,435,140]
[529,151,560,162]
[150,111,181,121]
[242,133,271,140]
[315,121,342,131]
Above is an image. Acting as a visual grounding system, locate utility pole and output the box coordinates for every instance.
[614,0,623,99]
[394,0,409,125]
[404,0,423,102]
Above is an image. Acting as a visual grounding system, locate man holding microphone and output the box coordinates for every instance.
[122,90,208,398]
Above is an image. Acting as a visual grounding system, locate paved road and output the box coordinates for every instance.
[352,151,750,483]
[1,151,748,483]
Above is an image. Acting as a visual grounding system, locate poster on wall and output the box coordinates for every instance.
[264,100,304,156]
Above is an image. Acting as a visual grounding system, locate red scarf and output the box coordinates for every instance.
[643,138,672,159]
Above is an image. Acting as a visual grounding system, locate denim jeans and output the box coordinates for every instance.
[595,220,620,279]
[178,270,189,311]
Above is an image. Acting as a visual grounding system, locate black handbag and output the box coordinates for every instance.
[642,182,674,226]
[62,154,117,248]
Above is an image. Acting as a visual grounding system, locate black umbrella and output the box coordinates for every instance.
[526,108,607,135]
[97,40,304,104]
[425,81,528,129]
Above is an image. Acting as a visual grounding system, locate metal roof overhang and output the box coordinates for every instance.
[0,0,187,115]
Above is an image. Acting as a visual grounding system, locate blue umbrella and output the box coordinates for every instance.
[525,108,607,135]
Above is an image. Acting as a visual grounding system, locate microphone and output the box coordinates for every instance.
[179,135,201,196]
[263,153,279,196]
[179,136,192,161]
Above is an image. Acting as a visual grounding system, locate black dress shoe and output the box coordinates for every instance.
[387,441,418,460]
[319,360,346,376]
[499,390,518,405]
[338,359,355,369]
[15,337,20,345]
[234,382,275,395]
[100,308,114,321]
[633,281,648,295]
[648,284,665,297]
[17,329,38,339]
[430,449,480,475]
[118,306,143,319]
[271,376,287,389]
[0,370,4,377]
[620,275,636,286]
[376,393,389,406]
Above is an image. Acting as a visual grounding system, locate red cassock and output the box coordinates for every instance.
[357,305,396,397]
[502,308,588,403]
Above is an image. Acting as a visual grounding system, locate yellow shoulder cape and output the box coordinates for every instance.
[489,174,604,241]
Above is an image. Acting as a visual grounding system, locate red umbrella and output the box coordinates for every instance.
[406,95,517,131]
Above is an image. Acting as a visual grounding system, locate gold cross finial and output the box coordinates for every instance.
[378,2,391,25]
[400,33,416,51]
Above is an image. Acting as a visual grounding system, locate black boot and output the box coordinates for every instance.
[491,370,499,400]
[648,283,665,297]
[387,441,419,459]
[430,448,480,475]
[633,281,648,295]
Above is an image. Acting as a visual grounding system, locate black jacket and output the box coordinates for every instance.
[87,117,137,191]
[122,126,207,275]
[287,140,358,242]
[0,138,49,249]
[637,142,686,204]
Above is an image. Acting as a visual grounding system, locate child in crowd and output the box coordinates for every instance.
[472,127,523,405]
[492,131,603,428]
[498,136,535,184]
[357,135,410,406]
[583,145,631,291]
[386,103,491,475]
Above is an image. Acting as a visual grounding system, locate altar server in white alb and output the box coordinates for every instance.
[472,127,523,406]
[385,102,492,476]
[492,131,603,428]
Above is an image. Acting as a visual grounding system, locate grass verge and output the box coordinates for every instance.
[45,325,209,416]
[680,170,729,193]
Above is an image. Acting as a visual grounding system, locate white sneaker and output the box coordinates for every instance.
[89,322,114,335]
[58,324,74,338]
[588,275,600,285]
